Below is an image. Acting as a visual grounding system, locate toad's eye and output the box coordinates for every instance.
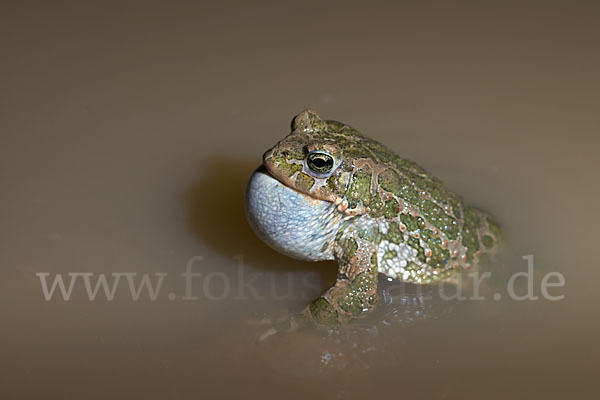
[306,152,334,174]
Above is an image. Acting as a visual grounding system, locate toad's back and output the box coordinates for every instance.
[336,137,501,283]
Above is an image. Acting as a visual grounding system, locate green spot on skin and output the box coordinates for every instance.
[383,197,399,219]
[378,169,419,205]
[277,160,302,177]
[420,200,458,240]
[338,292,364,317]
[487,217,501,240]
[335,228,345,242]
[339,238,358,264]
[326,171,348,197]
[400,213,425,232]
[346,169,372,209]
[482,235,494,249]
[383,249,398,262]
[462,207,481,262]
[295,172,315,192]
[349,270,377,293]
[407,236,425,262]
[310,298,339,325]
[406,172,463,219]
[370,252,378,268]
[421,229,450,269]
[384,220,403,244]
[359,225,382,243]
[368,194,385,218]
[325,120,345,132]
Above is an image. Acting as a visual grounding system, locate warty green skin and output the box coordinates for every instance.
[260,110,500,328]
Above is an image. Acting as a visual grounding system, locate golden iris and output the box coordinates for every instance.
[307,152,334,173]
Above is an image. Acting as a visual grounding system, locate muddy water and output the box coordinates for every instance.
[1,1,599,399]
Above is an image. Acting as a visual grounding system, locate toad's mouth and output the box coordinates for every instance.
[251,165,329,207]
[262,154,341,206]
[244,166,342,261]
[262,157,363,216]
[255,164,331,203]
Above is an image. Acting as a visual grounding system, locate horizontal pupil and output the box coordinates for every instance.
[309,154,332,172]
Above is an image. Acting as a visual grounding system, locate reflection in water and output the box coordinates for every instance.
[255,279,461,378]
[246,255,513,384]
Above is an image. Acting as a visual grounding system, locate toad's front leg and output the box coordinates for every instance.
[258,236,377,341]
[303,236,378,325]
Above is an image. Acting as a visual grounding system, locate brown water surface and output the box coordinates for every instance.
[1,1,599,399]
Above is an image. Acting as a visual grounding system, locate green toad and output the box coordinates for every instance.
[245,110,500,333]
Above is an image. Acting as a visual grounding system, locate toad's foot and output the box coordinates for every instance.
[255,237,378,342]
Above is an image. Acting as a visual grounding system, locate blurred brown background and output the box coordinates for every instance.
[1,1,599,399]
